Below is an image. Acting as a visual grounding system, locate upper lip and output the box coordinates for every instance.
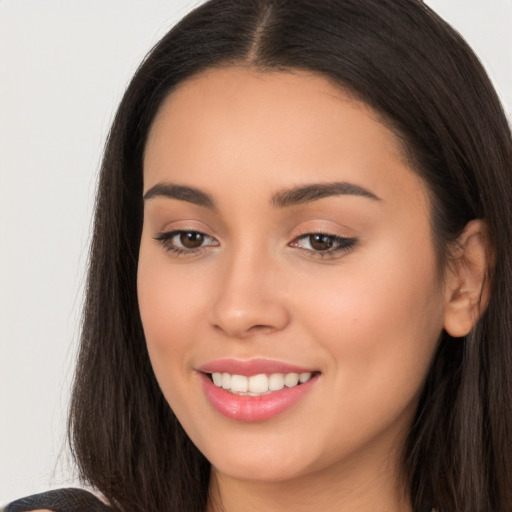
[198,358,317,376]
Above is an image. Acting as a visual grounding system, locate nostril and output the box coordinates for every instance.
[209,284,291,337]
[248,324,275,332]
[213,322,278,338]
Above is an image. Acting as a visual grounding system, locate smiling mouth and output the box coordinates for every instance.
[207,371,317,396]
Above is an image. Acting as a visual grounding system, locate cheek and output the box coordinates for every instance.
[137,250,213,435]
[295,238,445,408]
[137,238,210,383]
[138,265,201,345]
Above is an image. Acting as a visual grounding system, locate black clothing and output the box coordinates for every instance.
[4,489,110,512]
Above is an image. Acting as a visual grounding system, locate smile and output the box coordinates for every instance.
[198,360,320,422]
[210,371,313,396]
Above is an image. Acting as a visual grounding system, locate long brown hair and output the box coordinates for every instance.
[69,1,512,511]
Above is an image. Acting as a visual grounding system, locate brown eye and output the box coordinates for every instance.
[154,230,219,255]
[180,231,205,248]
[290,233,358,257]
[309,234,335,251]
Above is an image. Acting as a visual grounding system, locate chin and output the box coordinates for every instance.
[211,456,310,483]
[195,427,327,484]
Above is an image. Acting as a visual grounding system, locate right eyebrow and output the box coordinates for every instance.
[143,183,215,209]
[271,181,381,207]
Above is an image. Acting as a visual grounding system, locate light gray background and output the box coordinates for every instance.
[1,0,511,503]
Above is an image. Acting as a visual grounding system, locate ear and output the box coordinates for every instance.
[443,219,493,338]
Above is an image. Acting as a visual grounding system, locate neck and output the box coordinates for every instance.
[206,449,412,512]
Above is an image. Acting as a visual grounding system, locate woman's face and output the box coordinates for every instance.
[138,67,449,484]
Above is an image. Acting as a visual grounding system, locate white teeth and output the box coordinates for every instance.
[210,371,314,394]
[284,373,299,387]
[299,372,312,383]
[248,374,269,393]
[230,374,249,393]
[269,373,285,391]
[221,372,231,389]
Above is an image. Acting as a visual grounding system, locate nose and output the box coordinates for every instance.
[209,247,290,339]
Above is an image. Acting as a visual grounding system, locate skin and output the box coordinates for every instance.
[137,67,472,512]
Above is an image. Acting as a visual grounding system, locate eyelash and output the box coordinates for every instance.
[290,233,358,258]
[154,230,218,256]
[154,230,358,258]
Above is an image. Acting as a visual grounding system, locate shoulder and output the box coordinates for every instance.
[3,488,111,512]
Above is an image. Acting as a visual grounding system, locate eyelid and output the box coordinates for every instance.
[291,220,354,237]
[155,229,218,245]
[154,228,219,256]
[290,232,358,255]
[288,220,359,259]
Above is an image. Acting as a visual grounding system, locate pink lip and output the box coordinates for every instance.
[197,359,319,422]
[198,358,315,376]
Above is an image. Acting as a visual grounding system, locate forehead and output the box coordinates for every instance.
[143,66,426,209]
[146,67,405,156]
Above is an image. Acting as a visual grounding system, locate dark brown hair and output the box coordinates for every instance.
[69,1,512,511]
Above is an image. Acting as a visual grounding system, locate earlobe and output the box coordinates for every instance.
[443,219,493,338]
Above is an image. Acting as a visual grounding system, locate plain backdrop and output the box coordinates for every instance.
[1,0,511,504]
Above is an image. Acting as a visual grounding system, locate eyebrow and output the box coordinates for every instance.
[271,182,380,207]
[143,183,215,208]
[142,180,380,209]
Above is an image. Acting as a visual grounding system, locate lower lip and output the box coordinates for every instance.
[200,373,318,422]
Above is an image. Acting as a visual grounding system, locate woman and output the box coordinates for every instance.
[5,0,512,511]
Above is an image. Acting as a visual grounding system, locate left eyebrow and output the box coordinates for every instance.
[271,182,381,207]
[143,183,215,209]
